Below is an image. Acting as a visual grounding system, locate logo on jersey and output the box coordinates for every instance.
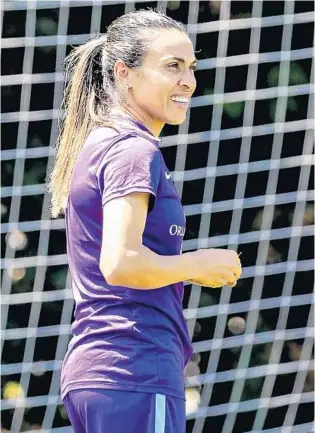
[169,224,185,236]
[165,171,172,179]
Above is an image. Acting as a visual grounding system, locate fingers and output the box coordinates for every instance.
[191,278,237,288]
[211,279,237,288]
[219,268,239,284]
[225,262,242,280]
[230,251,242,274]
[216,268,241,287]
[233,267,242,280]
[191,247,243,288]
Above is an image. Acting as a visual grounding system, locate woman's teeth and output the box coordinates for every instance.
[171,96,189,103]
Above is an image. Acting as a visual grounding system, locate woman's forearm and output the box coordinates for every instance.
[105,244,196,289]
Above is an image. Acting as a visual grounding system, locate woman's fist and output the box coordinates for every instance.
[188,248,242,288]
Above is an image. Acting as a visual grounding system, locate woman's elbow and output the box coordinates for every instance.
[99,258,124,286]
[99,247,141,287]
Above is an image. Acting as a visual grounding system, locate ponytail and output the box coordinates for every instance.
[48,35,110,218]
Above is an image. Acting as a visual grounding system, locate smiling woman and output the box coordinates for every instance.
[47,8,242,433]
[118,30,197,132]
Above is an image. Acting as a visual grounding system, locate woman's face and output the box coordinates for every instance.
[124,29,197,135]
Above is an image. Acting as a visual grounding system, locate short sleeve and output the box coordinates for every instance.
[96,134,161,211]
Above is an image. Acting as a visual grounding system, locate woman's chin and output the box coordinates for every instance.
[166,113,187,125]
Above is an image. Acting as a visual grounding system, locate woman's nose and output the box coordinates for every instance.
[179,68,196,92]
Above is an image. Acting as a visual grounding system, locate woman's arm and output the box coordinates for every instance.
[99,192,195,289]
[100,192,241,289]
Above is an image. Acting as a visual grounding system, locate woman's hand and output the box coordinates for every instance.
[187,248,242,288]
[188,278,237,288]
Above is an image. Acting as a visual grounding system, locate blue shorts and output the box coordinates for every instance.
[63,389,186,433]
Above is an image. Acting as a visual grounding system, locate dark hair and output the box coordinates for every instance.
[48,9,187,218]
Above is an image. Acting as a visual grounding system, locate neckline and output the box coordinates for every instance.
[109,112,161,143]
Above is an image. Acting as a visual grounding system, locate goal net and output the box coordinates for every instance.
[1,1,314,433]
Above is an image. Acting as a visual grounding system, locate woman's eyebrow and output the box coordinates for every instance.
[162,56,197,65]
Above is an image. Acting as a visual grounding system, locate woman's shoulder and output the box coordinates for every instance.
[86,125,120,147]
[88,124,160,153]
[79,125,160,176]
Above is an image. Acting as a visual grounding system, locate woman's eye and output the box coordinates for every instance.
[166,63,197,72]
[168,63,180,70]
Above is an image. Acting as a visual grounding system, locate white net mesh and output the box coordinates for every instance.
[1,1,314,433]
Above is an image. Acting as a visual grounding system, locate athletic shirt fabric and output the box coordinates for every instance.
[60,119,193,401]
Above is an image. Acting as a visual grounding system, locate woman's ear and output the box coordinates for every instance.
[113,60,130,87]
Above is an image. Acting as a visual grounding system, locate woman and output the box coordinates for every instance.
[49,9,242,433]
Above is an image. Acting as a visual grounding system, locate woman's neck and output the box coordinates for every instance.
[114,106,164,138]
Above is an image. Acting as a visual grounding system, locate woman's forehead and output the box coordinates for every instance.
[146,30,195,62]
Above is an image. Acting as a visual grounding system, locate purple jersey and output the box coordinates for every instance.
[60,118,193,401]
